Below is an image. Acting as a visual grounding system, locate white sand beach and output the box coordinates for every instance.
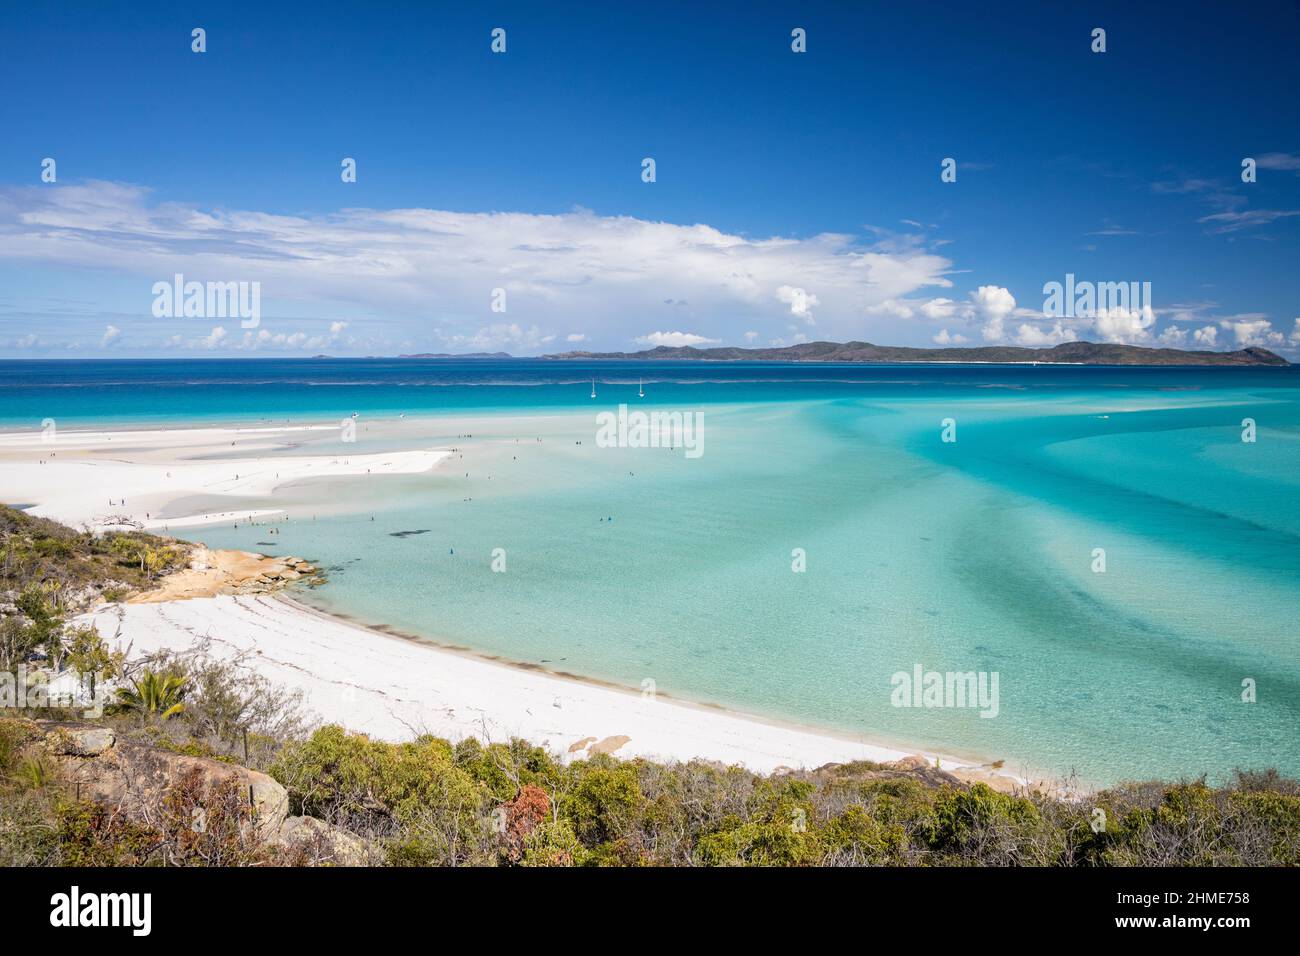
[0,424,449,532]
[79,592,1019,780]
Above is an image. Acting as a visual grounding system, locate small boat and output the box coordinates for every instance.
[638,378,644,398]
[590,379,596,399]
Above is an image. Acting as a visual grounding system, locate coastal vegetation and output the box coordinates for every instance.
[2,693,1297,866]
[0,505,187,614]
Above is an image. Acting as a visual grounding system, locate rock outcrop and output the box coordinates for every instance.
[21,720,375,861]
[129,547,322,603]
[270,814,371,866]
[35,722,290,838]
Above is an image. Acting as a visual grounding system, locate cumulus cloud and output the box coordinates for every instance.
[635,331,721,348]
[437,323,556,351]
[865,300,915,321]
[1220,317,1283,347]
[0,180,956,352]
[1158,325,1188,346]
[566,333,587,342]
[921,298,958,320]
[1013,321,1078,347]
[1193,325,1218,347]
[971,285,1017,341]
[931,328,968,345]
[201,326,227,349]
[100,324,121,348]
[243,329,308,350]
[776,285,819,324]
[1092,306,1156,345]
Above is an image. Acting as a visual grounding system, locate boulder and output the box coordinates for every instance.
[272,815,370,866]
[39,723,289,838]
[887,755,932,771]
[44,726,115,757]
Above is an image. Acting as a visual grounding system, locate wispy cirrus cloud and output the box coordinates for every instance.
[1198,208,1300,233]
[1256,152,1300,173]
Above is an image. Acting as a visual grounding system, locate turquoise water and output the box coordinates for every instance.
[3,359,1298,784]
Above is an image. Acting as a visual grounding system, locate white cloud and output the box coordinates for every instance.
[329,321,348,336]
[1158,325,1187,346]
[635,331,720,348]
[743,331,759,342]
[931,328,968,345]
[201,326,228,349]
[0,181,957,351]
[565,333,587,342]
[1290,318,1300,346]
[1193,325,1218,347]
[921,297,957,320]
[242,329,309,350]
[1198,209,1300,233]
[436,323,555,352]
[776,285,819,324]
[1093,306,1156,345]
[1220,317,1282,347]
[1256,153,1300,172]
[100,324,121,348]
[1013,321,1078,347]
[865,299,914,321]
[971,285,1016,341]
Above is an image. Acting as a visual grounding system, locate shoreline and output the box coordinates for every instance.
[281,593,1037,779]
[80,588,1039,791]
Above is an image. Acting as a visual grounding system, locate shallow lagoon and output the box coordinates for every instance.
[6,359,1298,784]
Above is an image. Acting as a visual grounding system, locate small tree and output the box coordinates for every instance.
[109,536,142,570]
[0,616,39,673]
[64,624,124,698]
[15,585,65,671]
[142,546,169,580]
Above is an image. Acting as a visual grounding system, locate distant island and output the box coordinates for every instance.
[396,352,513,359]
[542,340,1289,367]
[308,352,515,360]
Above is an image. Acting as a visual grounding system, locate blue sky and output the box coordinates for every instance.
[1,0,1298,357]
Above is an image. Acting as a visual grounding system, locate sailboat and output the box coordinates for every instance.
[638,378,644,398]
[590,379,596,399]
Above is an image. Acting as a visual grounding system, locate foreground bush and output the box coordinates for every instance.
[3,713,1298,867]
